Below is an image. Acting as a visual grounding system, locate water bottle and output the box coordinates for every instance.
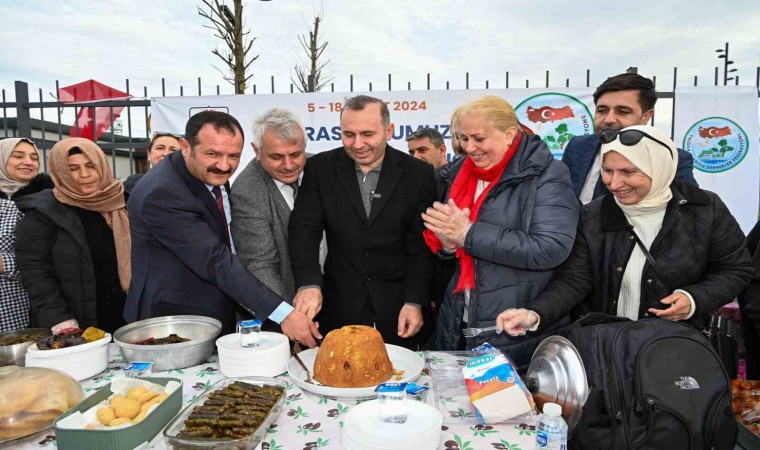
[535,402,568,449]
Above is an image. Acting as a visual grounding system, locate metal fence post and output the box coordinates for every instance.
[14,81,31,138]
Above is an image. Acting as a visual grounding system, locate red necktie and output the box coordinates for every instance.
[211,186,230,241]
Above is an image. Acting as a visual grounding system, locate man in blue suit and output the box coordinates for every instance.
[124,110,321,347]
[562,73,697,204]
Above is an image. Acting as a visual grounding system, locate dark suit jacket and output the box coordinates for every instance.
[124,151,286,334]
[288,145,437,346]
[562,134,698,200]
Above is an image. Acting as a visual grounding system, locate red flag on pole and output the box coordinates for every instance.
[58,80,131,141]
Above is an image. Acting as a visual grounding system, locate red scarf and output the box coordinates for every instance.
[424,132,523,293]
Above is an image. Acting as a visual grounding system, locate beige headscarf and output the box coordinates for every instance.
[48,138,131,291]
[0,138,40,197]
[600,125,678,217]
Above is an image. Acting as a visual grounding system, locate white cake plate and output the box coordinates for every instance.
[287,344,424,399]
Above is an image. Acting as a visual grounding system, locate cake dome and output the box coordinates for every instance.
[313,325,393,388]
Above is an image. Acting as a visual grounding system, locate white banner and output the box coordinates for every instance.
[151,88,596,182]
[674,86,759,233]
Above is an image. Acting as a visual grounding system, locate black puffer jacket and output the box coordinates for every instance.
[0,173,53,201]
[434,134,579,366]
[15,190,99,328]
[529,180,754,331]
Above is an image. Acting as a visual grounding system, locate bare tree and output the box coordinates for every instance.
[198,0,258,94]
[291,9,334,93]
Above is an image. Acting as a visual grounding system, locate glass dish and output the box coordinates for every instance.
[163,376,287,450]
[0,365,84,444]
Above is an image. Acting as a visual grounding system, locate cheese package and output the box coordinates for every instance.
[462,348,535,423]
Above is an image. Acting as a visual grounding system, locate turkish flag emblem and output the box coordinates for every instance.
[58,80,131,141]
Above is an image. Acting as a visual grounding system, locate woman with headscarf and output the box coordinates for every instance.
[422,95,579,367]
[15,138,130,334]
[498,125,754,335]
[0,138,53,331]
[0,138,53,201]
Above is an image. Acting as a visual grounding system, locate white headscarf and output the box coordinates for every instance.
[0,138,40,197]
[600,125,678,217]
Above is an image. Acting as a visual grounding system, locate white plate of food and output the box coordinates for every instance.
[287,344,424,399]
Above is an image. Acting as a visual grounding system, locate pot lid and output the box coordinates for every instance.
[525,336,589,431]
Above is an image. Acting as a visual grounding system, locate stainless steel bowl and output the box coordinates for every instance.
[0,328,51,367]
[113,316,222,371]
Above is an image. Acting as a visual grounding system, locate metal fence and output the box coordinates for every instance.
[2,66,759,180]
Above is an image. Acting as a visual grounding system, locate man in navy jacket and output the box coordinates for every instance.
[125,111,321,347]
[562,73,698,204]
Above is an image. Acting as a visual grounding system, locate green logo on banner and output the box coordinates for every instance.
[682,117,749,173]
[515,93,593,159]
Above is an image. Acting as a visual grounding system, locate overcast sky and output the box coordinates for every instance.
[0,0,758,137]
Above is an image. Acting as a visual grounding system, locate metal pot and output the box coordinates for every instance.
[0,328,51,367]
[113,316,222,371]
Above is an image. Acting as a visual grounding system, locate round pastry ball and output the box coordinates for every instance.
[140,401,156,414]
[137,391,158,405]
[96,407,116,426]
[109,417,132,426]
[113,398,141,419]
[126,387,148,401]
[108,396,128,408]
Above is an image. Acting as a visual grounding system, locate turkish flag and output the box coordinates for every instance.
[58,80,131,141]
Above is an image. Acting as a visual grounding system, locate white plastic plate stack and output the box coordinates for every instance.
[24,334,111,381]
[216,332,290,377]
[342,399,443,450]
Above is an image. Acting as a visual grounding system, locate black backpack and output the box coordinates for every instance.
[562,314,737,450]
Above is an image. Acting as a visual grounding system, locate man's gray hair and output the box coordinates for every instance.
[252,108,306,150]
[341,95,390,127]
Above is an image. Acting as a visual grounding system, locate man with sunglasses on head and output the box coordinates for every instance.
[562,72,697,204]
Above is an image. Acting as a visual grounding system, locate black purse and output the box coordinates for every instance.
[629,229,739,378]
[704,314,739,379]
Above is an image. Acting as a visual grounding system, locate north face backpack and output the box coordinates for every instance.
[562,313,737,450]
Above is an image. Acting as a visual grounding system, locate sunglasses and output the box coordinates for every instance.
[599,128,674,159]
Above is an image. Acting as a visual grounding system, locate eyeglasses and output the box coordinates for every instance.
[599,128,674,159]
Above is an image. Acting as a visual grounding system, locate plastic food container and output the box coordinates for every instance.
[54,377,182,450]
[163,376,288,449]
[25,334,111,381]
[425,350,538,425]
[0,365,84,444]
